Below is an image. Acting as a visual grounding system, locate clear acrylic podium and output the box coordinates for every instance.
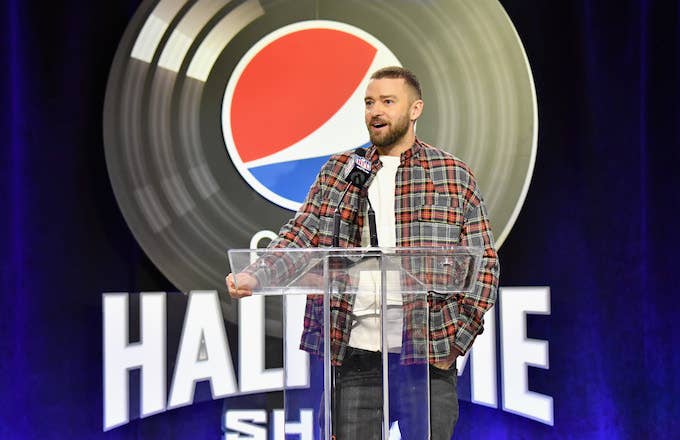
[228,246,483,440]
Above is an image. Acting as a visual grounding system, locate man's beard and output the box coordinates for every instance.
[368,113,410,148]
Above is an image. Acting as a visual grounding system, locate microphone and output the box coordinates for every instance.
[332,148,375,247]
[344,147,372,187]
[349,148,379,247]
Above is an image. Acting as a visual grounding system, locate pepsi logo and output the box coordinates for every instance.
[222,21,400,211]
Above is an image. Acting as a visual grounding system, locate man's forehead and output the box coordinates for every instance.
[365,77,409,96]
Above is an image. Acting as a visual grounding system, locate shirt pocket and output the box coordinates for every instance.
[414,204,464,245]
[318,203,360,247]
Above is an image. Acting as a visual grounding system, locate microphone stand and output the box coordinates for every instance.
[365,190,379,248]
[330,182,353,440]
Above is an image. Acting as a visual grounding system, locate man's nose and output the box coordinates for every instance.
[368,103,384,117]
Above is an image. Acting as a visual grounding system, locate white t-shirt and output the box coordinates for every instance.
[348,156,404,352]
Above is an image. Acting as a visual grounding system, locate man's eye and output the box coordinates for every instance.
[385,100,393,104]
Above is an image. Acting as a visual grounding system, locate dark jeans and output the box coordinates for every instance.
[332,348,458,440]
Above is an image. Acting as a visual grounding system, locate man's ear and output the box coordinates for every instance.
[410,99,424,121]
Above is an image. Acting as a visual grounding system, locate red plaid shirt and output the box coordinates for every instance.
[263,139,499,365]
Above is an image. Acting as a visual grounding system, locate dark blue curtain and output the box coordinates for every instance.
[1,0,678,438]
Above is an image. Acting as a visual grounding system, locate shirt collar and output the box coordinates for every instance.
[366,138,424,166]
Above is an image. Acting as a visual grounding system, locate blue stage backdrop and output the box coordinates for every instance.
[1,1,679,439]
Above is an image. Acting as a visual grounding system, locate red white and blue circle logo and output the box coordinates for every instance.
[222,21,400,211]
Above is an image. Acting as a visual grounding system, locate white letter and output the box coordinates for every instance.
[273,409,313,440]
[500,287,553,425]
[250,230,277,249]
[285,294,310,388]
[456,305,498,408]
[242,230,309,392]
[225,410,267,440]
[239,296,283,392]
[103,292,166,430]
[168,290,237,408]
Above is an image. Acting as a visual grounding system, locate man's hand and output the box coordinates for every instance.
[432,347,462,370]
[225,272,258,298]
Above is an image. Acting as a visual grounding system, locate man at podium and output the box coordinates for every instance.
[227,66,499,440]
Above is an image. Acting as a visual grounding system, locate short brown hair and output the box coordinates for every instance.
[370,66,422,100]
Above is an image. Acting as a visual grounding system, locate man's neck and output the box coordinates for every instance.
[375,132,416,157]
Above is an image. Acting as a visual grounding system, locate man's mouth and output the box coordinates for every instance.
[371,120,388,129]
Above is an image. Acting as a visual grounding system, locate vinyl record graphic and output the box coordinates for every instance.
[104,0,537,323]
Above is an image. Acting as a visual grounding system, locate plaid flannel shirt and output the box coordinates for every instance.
[263,139,499,365]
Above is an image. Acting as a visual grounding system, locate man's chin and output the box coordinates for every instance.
[369,134,393,148]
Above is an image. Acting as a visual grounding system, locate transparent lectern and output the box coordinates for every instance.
[228,246,483,440]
